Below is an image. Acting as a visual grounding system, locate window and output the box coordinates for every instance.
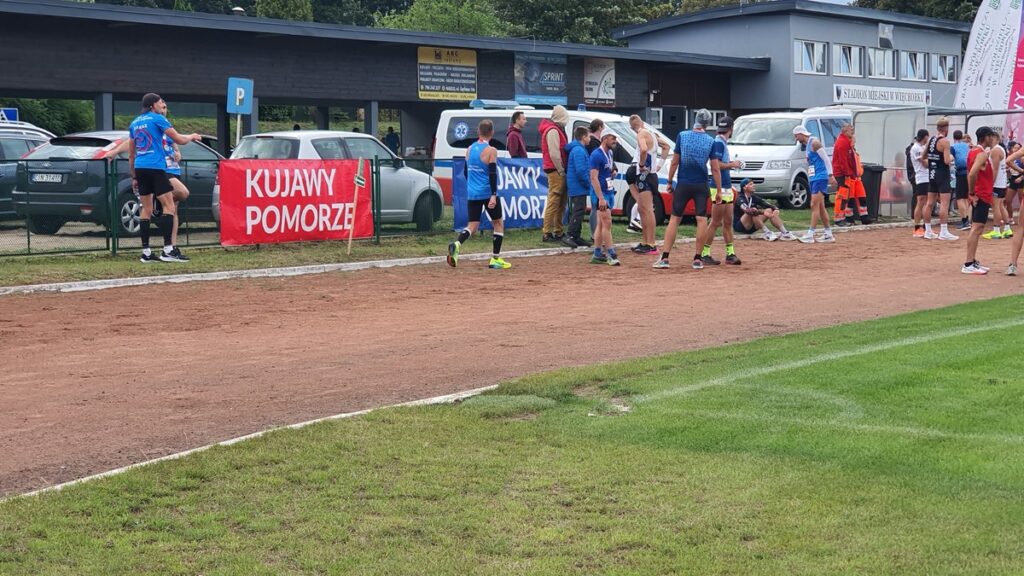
[231,137,299,159]
[445,115,509,151]
[819,118,847,147]
[0,138,31,160]
[178,141,218,161]
[311,138,346,160]
[931,54,958,83]
[867,48,896,79]
[832,45,864,77]
[343,137,393,161]
[794,40,827,75]
[901,51,928,82]
[731,118,802,146]
[805,120,822,144]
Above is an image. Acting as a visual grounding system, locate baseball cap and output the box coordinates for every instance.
[793,125,812,137]
[717,116,734,133]
[740,178,753,189]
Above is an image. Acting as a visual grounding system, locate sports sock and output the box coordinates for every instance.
[693,253,702,261]
[661,252,670,260]
[924,223,933,234]
[492,233,503,256]
[914,224,922,231]
[701,244,711,257]
[807,228,816,235]
[1005,224,1012,233]
[940,224,949,234]
[157,214,173,247]
[457,229,470,244]
[140,218,151,249]
[725,243,735,256]
[608,248,617,258]
[593,247,603,258]
[779,225,789,234]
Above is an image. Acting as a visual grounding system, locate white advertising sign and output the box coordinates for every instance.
[583,58,615,108]
[834,84,932,106]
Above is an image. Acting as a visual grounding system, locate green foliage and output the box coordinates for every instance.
[852,0,981,22]
[0,99,94,136]
[379,0,506,36]
[173,0,194,9]
[493,0,673,45]
[255,0,314,20]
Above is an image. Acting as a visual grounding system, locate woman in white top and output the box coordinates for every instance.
[984,143,1012,239]
[911,129,930,236]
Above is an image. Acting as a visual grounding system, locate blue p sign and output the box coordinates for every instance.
[226,77,254,115]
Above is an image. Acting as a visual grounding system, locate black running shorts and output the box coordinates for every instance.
[955,174,969,200]
[467,198,502,223]
[913,181,930,196]
[672,182,709,218]
[625,165,658,193]
[135,168,172,197]
[972,200,990,224]
[993,187,1007,199]
[929,178,952,194]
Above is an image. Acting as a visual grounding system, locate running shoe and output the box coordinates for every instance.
[652,258,670,269]
[938,231,959,241]
[607,256,621,266]
[642,244,659,255]
[626,221,642,234]
[168,247,189,262]
[923,230,939,240]
[835,220,855,228]
[139,251,157,263]
[561,236,580,248]
[701,255,721,265]
[817,233,836,243]
[1004,228,1015,238]
[630,243,647,254]
[913,228,925,238]
[957,221,972,231]
[576,237,594,247]
[778,232,798,241]
[488,257,512,269]
[159,249,186,263]
[763,231,778,242]
[590,255,608,264]
[974,260,990,273]
[961,263,987,275]
[982,229,1002,240]
[691,258,704,270]
[446,242,460,267]
[1007,263,1018,276]
[798,233,815,244]
[725,254,741,265]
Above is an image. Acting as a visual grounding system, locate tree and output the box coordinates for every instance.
[492,0,675,45]
[852,0,980,22]
[313,0,372,25]
[255,0,313,20]
[173,0,194,9]
[379,0,507,36]
[0,99,94,136]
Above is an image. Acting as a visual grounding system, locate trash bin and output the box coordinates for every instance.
[861,163,885,221]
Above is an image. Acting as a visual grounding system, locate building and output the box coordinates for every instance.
[615,0,970,118]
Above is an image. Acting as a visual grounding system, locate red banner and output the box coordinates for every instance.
[218,159,373,246]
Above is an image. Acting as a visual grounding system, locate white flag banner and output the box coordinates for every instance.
[955,0,1022,113]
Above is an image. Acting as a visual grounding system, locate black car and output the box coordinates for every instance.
[13,131,222,235]
[0,132,50,220]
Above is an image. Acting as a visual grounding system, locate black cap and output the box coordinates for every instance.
[717,116,734,133]
[141,93,162,111]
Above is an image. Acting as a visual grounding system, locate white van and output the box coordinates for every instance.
[433,106,679,222]
[729,106,863,209]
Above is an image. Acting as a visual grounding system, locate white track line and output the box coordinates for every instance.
[638,315,1024,403]
[5,384,497,502]
[0,221,912,296]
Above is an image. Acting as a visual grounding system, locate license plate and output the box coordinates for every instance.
[32,173,63,184]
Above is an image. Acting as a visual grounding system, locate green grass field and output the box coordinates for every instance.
[0,209,838,286]
[2,296,1022,574]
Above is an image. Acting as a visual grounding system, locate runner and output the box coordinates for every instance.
[982,141,1010,240]
[1003,141,1020,233]
[734,179,797,241]
[653,108,716,270]
[701,116,742,265]
[950,130,972,231]
[446,120,511,270]
[625,114,670,255]
[793,125,836,244]
[922,117,958,241]
[589,132,620,266]
[127,93,200,263]
[963,126,999,275]
[909,129,930,238]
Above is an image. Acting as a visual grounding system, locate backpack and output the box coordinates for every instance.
[905,143,914,177]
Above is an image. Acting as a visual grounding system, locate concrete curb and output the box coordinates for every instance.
[0,221,914,296]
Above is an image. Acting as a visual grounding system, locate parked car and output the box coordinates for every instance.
[432,104,678,223]
[0,130,50,220]
[12,131,222,235]
[213,131,444,231]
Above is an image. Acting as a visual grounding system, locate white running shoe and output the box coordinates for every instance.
[1007,263,1018,276]
[923,230,939,240]
[797,232,815,244]
[938,231,959,241]
[763,231,778,242]
[975,261,990,273]
[778,232,798,241]
[817,233,836,243]
[961,263,987,275]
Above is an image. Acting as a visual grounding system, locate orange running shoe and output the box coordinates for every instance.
[913,228,925,238]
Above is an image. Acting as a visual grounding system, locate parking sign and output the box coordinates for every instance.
[0,108,19,122]
[226,78,254,115]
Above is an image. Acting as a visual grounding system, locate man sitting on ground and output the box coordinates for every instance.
[733,179,797,241]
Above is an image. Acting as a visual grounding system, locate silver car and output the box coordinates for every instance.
[213,130,443,231]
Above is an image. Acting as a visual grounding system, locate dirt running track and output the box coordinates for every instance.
[2,228,1023,497]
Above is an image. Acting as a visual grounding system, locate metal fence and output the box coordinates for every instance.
[0,156,456,258]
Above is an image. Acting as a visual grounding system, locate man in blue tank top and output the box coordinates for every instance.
[128,93,201,263]
[447,119,510,269]
[793,125,835,244]
[950,130,972,230]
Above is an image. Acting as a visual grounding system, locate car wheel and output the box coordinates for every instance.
[25,215,66,235]
[118,194,142,237]
[413,194,435,232]
[783,177,809,209]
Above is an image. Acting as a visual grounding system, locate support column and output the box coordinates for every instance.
[242,96,259,137]
[94,92,114,131]
[216,102,230,156]
[364,100,378,138]
[315,106,330,130]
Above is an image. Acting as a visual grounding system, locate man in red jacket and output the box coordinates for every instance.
[832,123,870,226]
[539,105,570,242]
[506,111,528,159]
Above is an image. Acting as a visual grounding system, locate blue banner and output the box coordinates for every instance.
[452,157,549,231]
